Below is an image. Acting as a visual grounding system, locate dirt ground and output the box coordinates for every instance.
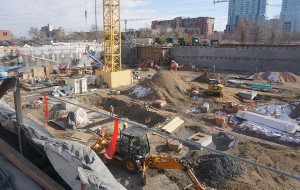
[3,69,300,190]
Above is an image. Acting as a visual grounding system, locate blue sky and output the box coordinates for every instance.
[0,0,282,37]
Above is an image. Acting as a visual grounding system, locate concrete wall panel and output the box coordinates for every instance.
[171,46,300,74]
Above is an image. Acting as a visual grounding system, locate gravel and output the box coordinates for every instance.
[186,151,244,189]
[212,132,236,151]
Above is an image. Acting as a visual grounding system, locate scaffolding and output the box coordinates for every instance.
[103,0,122,72]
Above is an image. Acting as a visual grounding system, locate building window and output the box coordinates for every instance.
[3,32,8,36]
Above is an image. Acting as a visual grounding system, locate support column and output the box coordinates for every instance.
[13,78,23,154]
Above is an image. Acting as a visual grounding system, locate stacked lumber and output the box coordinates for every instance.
[161,117,184,133]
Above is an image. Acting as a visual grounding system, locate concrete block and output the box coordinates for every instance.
[236,110,300,133]
[188,133,212,148]
[61,98,79,110]
[95,70,132,88]
[202,103,210,113]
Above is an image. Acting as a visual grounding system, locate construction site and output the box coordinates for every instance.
[0,1,300,190]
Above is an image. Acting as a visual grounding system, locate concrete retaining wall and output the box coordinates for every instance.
[171,46,300,74]
[0,44,103,72]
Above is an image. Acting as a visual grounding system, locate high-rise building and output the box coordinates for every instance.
[225,0,267,33]
[151,17,215,36]
[280,0,300,33]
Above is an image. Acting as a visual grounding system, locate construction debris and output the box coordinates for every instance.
[237,90,257,100]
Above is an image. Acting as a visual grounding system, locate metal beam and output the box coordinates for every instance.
[13,78,23,154]
[103,0,122,72]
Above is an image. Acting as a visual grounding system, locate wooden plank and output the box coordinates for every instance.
[162,117,183,131]
[162,117,184,133]
[0,138,64,190]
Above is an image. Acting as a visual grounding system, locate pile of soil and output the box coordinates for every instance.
[102,97,165,126]
[185,151,244,188]
[225,141,300,190]
[130,71,191,103]
[213,132,236,151]
[194,72,221,83]
[255,72,300,83]
[80,93,103,107]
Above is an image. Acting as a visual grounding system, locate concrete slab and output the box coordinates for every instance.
[188,133,212,148]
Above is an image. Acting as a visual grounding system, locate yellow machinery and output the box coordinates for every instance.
[71,68,83,77]
[103,0,122,72]
[206,79,224,97]
[91,127,204,190]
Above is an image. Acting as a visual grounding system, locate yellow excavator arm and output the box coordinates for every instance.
[142,154,204,190]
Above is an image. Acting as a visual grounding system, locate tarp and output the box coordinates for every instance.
[0,155,42,190]
[44,139,126,190]
[0,100,125,189]
[0,99,53,145]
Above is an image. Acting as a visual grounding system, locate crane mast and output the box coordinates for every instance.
[103,0,122,72]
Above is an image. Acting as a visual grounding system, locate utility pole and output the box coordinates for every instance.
[94,0,98,42]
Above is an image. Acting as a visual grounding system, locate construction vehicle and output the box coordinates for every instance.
[71,68,83,77]
[178,38,186,46]
[206,79,224,97]
[91,127,204,190]
[192,37,201,46]
[210,40,220,47]
[154,38,162,45]
[166,37,174,44]
[168,60,183,71]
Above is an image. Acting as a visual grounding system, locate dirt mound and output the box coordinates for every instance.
[225,141,300,190]
[130,71,190,103]
[186,151,244,188]
[255,72,300,83]
[213,132,236,151]
[102,97,165,125]
[194,72,221,83]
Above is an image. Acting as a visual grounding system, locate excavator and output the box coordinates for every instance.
[206,79,224,97]
[91,127,204,190]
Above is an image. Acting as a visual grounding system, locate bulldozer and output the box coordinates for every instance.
[91,127,204,190]
[206,79,224,97]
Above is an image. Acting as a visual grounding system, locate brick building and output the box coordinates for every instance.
[0,30,12,41]
[151,17,215,36]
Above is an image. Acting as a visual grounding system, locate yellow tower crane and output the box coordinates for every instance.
[103,0,122,72]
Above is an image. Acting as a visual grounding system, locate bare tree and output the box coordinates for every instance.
[251,21,264,44]
[137,28,152,38]
[265,18,283,45]
[236,18,251,44]
[90,24,101,41]
[28,27,41,39]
